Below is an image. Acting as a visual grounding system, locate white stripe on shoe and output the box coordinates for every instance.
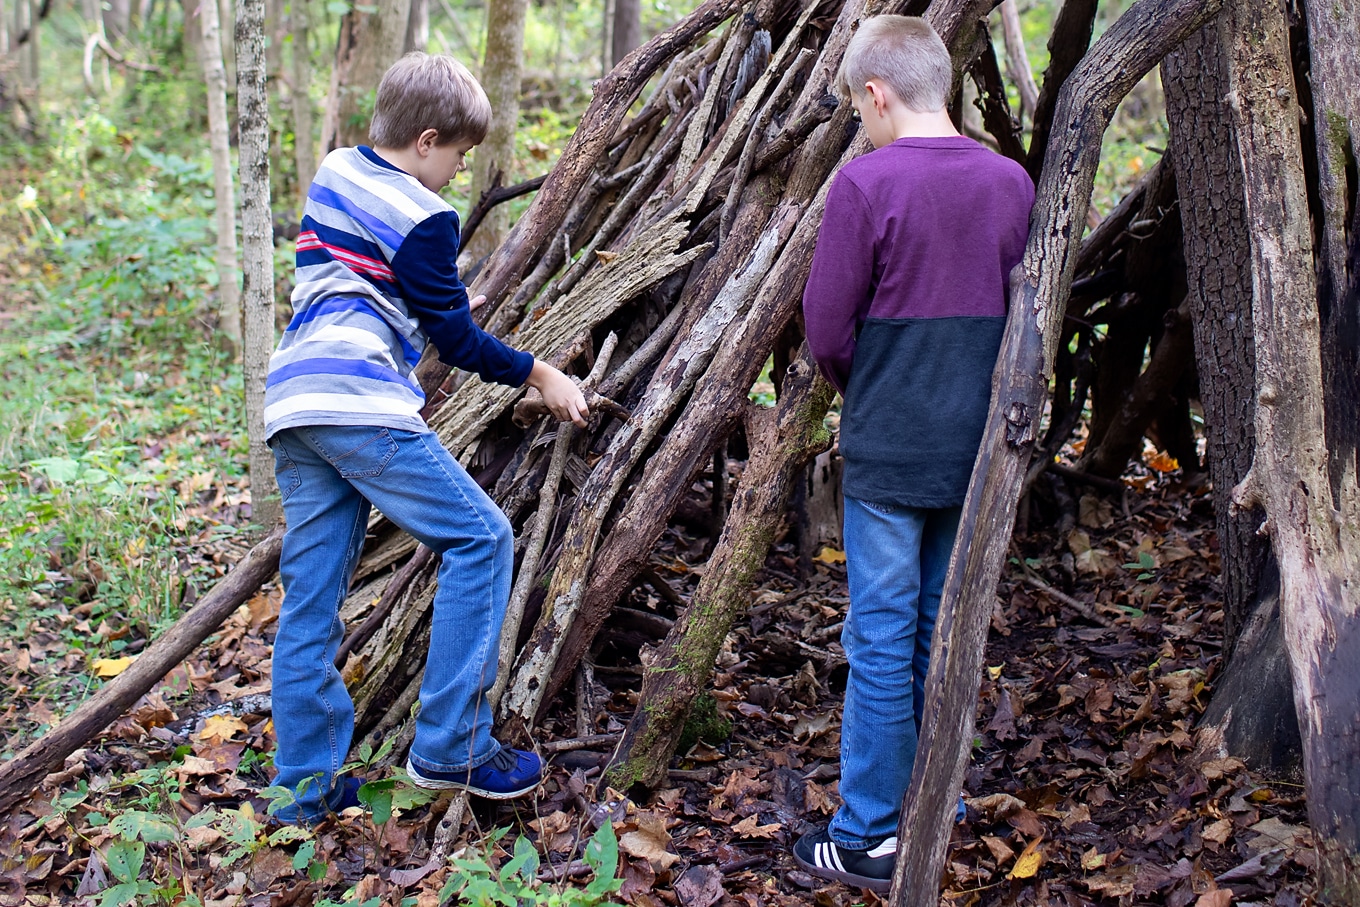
[866,836,897,859]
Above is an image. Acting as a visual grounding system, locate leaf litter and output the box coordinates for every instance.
[0,461,1319,906]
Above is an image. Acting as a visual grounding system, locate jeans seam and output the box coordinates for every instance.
[411,431,503,772]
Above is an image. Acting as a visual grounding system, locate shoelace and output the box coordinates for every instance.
[485,747,520,772]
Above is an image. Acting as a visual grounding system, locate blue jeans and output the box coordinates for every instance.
[269,425,513,822]
[829,495,961,848]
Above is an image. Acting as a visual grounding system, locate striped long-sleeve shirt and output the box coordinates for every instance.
[264,146,533,439]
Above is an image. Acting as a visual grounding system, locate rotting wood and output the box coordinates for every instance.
[607,351,834,789]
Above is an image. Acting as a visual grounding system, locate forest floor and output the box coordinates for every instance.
[2,451,1321,907]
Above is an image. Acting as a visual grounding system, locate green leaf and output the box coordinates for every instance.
[110,810,177,843]
[583,820,619,884]
[103,839,145,884]
[99,881,146,907]
[292,840,316,872]
[501,835,540,883]
[268,825,312,847]
[358,779,396,825]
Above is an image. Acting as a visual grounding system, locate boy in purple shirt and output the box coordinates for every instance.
[794,16,1033,892]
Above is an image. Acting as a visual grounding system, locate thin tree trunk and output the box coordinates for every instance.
[1024,0,1097,181]
[1222,0,1360,898]
[997,0,1037,122]
[237,0,278,529]
[290,0,315,203]
[611,0,640,67]
[200,0,243,344]
[888,0,1222,900]
[321,0,412,151]
[403,0,426,52]
[464,0,528,265]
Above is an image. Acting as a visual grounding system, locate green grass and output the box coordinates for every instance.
[0,114,252,757]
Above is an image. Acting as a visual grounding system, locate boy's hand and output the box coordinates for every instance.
[526,360,589,427]
[469,294,487,312]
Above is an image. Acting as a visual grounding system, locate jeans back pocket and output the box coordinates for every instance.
[305,426,399,478]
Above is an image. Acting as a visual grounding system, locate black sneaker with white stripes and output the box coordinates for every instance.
[792,827,896,893]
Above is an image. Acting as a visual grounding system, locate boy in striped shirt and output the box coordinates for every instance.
[264,52,586,824]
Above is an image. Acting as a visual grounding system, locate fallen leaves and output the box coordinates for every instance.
[90,657,134,678]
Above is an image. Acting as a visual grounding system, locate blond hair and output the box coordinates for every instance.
[837,16,952,113]
[369,53,492,148]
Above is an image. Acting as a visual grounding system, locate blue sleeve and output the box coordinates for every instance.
[392,211,535,387]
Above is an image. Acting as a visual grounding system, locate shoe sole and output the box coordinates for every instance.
[405,760,540,800]
[793,848,891,894]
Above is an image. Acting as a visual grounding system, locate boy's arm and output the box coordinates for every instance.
[392,211,534,387]
[802,175,877,394]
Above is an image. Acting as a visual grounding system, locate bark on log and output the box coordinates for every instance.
[1221,0,1360,897]
[0,526,285,815]
[607,352,833,790]
[887,0,1222,899]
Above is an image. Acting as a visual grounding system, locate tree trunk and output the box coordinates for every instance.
[607,352,833,790]
[1024,0,1097,181]
[236,0,278,529]
[464,0,528,265]
[321,0,412,151]
[199,0,243,344]
[1163,17,1292,771]
[611,0,641,68]
[888,0,1222,900]
[289,0,315,203]
[997,0,1037,123]
[1222,0,1360,899]
[403,0,426,52]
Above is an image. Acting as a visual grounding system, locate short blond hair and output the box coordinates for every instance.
[369,53,492,148]
[837,16,952,113]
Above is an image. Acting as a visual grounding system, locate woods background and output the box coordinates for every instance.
[0,0,1356,902]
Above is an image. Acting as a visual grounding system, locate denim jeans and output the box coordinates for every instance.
[829,495,961,848]
[269,425,513,822]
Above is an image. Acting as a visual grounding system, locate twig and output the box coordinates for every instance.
[428,792,470,865]
[542,733,623,754]
[460,173,549,254]
[1020,572,1117,629]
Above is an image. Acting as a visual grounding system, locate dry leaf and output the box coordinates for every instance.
[619,812,679,871]
[1080,847,1106,871]
[198,714,249,744]
[813,546,846,565]
[91,657,134,678]
[1007,836,1044,879]
[1203,818,1234,845]
[1193,889,1233,907]
[982,835,1014,862]
[595,250,620,265]
[730,815,781,839]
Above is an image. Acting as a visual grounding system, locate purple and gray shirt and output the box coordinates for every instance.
[804,135,1034,507]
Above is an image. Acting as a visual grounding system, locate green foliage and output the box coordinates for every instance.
[440,822,624,907]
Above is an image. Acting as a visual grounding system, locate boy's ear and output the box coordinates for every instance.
[416,128,441,155]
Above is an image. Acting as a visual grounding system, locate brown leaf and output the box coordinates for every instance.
[619,812,679,871]
[730,815,781,839]
[986,687,1016,741]
[76,849,108,896]
[198,714,249,744]
[1193,889,1233,907]
[981,835,1014,862]
[1202,818,1234,845]
[620,857,657,904]
[674,864,723,907]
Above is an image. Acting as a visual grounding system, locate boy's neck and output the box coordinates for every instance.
[890,106,960,140]
[371,145,418,175]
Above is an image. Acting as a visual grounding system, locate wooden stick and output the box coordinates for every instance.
[0,525,285,814]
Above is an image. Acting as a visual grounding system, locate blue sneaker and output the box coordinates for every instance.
[330,776,365,812]
[405,747,542,799]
